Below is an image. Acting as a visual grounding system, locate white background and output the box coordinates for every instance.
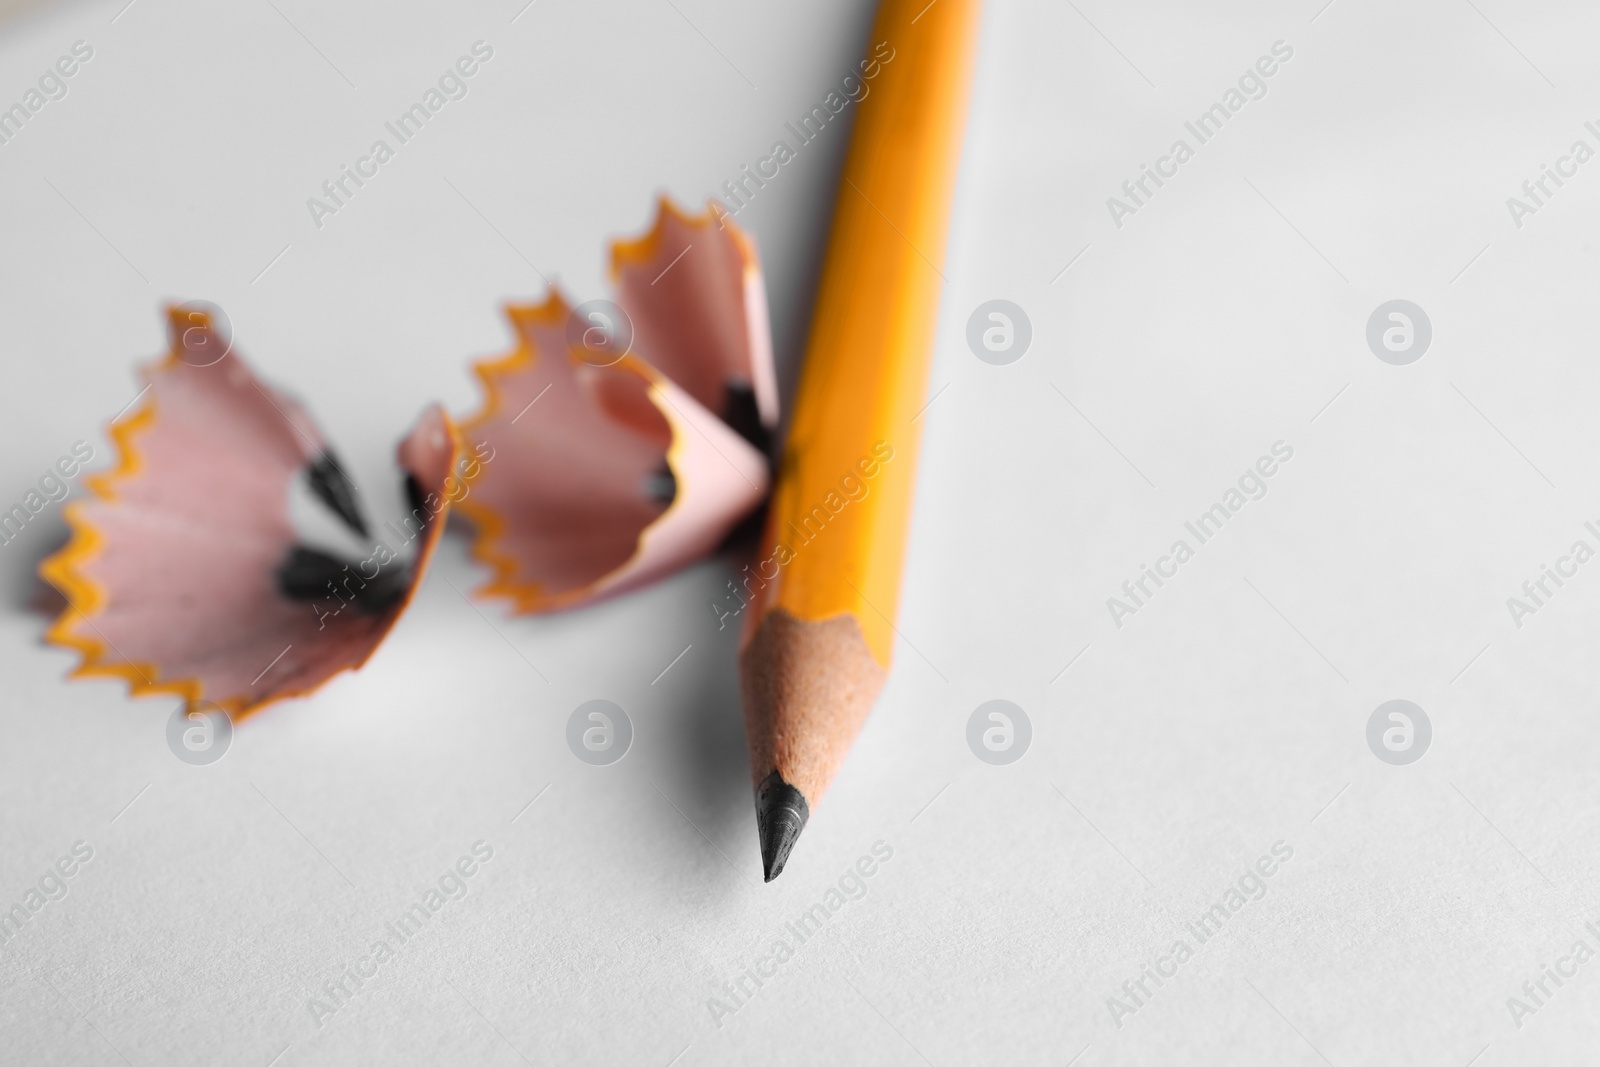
[1,0,1598,1063]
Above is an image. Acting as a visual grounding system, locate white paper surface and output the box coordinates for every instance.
[0,0,1596,1063]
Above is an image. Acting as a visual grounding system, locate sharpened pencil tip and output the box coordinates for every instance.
[755,771,809,882]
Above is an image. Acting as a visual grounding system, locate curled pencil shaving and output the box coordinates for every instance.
[458,286,769,612]
[610,196,778,449]
[40,307,460,719]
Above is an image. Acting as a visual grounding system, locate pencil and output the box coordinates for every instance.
[740,0,983,881]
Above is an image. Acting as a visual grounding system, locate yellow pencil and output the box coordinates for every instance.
[740,0,983,880]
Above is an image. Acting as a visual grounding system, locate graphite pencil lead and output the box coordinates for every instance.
[755,771,809,882]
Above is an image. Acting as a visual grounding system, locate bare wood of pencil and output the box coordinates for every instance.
[739,0,983,882]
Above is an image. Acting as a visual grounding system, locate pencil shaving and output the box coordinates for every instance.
[610,197,779,449]
[40,307,461,720]
[457,284,770,613]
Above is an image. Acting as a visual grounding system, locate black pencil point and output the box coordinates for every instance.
[755,771,809,882]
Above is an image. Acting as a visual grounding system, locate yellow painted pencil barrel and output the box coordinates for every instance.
[741,0,982,880]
